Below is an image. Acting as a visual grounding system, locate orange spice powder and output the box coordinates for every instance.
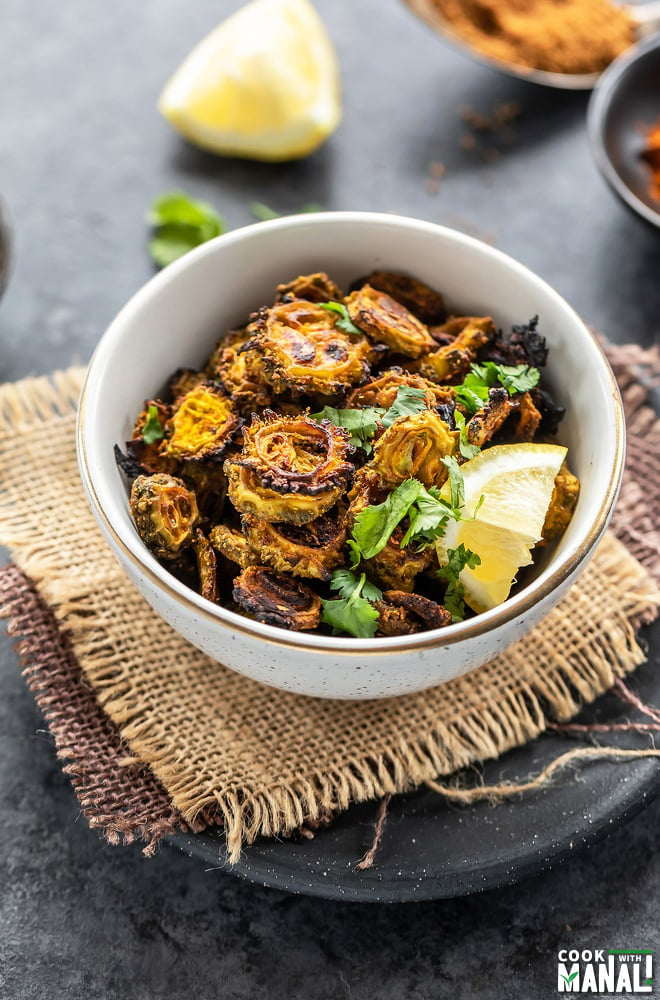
[433,0,635,74]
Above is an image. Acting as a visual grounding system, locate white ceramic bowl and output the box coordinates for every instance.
[77,212,625,700]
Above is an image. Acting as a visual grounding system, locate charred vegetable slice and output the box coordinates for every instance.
[345,284,436,358]
[541,463,580,543]
[164,382,241,461]
[245,299,372,396]
[419,317,495,383]
[232,566,321,630]
[372,410,458,488]
[347,367,454,412]
[193,528,218,603]
[225,411,353,524]
[375,590,451,636]
[241,507,346,581]
[350,270,446,325]
[209,524,259,568]
[129,474,199,560]
[204,328,272,415]
[275,271,344,304]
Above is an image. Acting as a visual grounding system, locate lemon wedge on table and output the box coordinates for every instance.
[436,443,568,615]
[158,0,342,161]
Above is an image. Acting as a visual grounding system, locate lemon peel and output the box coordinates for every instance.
[435,443,568,614]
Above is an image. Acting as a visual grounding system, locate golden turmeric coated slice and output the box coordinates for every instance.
[193,528,218,603]
[351,270,446,325]
[204,328,272,415]
[129,474,199,561]
[164,382,242,461]
[245,299,372,396]
[241,507,346,581]
[345,284,436,359]
[347,367,454,412]
[541,462,580,544]
[372,410,458,488]
[275,271,344,304]
[232,566,321,630]
[209,524,259,569]
[225,411,354,524]
[418,317,495,383]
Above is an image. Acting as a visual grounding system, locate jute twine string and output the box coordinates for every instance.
[0,344,658,862]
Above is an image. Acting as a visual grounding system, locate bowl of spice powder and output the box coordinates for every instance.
[404,0,643,88]
[588,33,660,230]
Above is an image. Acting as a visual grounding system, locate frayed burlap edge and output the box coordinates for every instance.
[0,353,659,863]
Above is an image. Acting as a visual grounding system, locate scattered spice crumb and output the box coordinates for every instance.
[429,160,446,179]
[460,132,477,151]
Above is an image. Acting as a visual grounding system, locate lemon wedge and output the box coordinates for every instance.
[158,0,341,161]
[436,443,568,614]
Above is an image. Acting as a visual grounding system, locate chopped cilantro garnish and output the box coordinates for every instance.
[440,455,465,511]
[436,544,481,622]
[352,479,423,560]
[319,300,361,336]
[250,201,281,221]
[148,192,225,268]
[454,410,481,459]
[142,405,164,445]
[310,405,384,453]
[320,570,382,638]
[381,386,427,427]
[455,361,541,416]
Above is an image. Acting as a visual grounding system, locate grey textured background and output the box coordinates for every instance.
[1,1,659,997]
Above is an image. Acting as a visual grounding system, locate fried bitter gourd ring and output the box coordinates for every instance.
[350,271,446,325]
[372,410,458,488]
[225,411,353,524]
[241,507,347,581]
[164,382,242,461]
[275,271,344,304]
[345,284,436,359]
[232,566,321,631]
[418,317,495,383]
[129,474,199,560]
[347,367,454,411]
[245,299,372,396]
[204,329,272,415]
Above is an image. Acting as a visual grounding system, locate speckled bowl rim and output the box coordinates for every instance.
[77,212,625,657]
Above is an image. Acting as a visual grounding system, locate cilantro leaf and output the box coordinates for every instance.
[142,404,164,445]
[455,362,541,416]
[351,479,424,560]
[493,363,540,394]
[148,192,224,268]
[436,544,481,622]
[454,410,481,459]
[399,484,450,548]
[250,201,280,221]
[311,405,385,453]
[320,571,382,638]
[319,301,361,336]
[440,455,465,511]
[381,386,428,428]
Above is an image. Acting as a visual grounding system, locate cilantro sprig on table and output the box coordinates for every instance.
[455,361,541,416]
[320,570,382,639]
[312,386,427,454]
[148,192,225,268]
[142,404,164,444]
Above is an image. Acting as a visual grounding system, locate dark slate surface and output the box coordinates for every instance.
[1,1,659,997]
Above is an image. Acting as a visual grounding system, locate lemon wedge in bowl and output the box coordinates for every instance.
[158,0,341,161]
[436,443,568,615]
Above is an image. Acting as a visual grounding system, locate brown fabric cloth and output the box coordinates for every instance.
[0,345,658,862]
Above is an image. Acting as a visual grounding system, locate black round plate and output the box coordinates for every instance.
[170,617,660,902]
[588,33,660,230]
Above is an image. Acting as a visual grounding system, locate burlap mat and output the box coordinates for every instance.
[0,345,659,862]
